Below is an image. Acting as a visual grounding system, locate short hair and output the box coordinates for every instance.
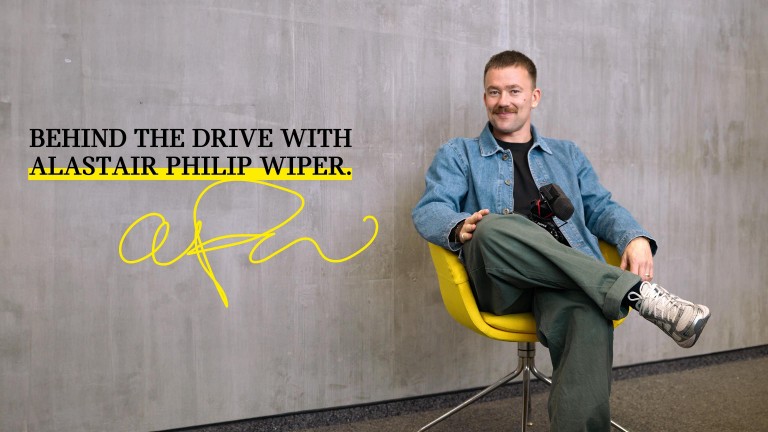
[484,50,537,88]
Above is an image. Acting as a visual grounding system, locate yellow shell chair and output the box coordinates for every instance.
[419,241,630,432]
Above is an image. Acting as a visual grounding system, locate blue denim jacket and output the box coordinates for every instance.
[412,123,656,261]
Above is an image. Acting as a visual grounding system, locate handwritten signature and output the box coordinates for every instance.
[118,180,379,307]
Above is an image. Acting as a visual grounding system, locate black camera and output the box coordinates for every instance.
[527,183,574,247]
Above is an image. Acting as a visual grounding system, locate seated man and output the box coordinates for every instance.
[412,50,710,431]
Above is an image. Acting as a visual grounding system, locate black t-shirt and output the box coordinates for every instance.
[496,138,539,216]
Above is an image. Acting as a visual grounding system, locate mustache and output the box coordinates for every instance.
[493,107,518,114]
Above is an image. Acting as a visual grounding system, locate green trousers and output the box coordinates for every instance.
[462,214,640,432]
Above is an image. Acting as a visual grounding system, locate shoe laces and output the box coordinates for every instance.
[627,282,686,322]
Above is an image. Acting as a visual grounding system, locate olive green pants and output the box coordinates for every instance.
[462,214,640,432]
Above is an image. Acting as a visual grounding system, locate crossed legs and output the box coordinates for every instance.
[462,214,637,431]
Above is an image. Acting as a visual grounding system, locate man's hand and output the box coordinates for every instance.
[621,237,654,281]
[458,209,491,244]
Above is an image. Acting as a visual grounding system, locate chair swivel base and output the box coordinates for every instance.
[417,342,630,432]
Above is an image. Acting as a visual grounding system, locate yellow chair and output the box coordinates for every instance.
[419,241,630,432]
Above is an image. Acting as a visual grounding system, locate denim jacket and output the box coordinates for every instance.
[412,123,656,261]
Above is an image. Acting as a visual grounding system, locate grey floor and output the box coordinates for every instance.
[175,345,768,432]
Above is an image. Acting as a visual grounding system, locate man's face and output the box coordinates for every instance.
[483,66,540,142]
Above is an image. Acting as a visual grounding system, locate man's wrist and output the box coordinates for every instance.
[449,220,465,243]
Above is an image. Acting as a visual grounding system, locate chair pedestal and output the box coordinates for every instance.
[418,342,630,432]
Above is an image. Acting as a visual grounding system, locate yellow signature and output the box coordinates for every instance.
[118,180,379,307]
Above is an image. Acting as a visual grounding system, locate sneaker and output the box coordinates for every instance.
[627,282,710,348]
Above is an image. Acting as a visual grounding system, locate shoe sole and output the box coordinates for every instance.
[676,306,710,348]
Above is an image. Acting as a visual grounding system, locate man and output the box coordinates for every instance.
[412,50,710,431]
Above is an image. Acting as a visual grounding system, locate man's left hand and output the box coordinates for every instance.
[621,237,654,281]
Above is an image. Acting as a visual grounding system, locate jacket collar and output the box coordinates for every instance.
[479,123,553,156]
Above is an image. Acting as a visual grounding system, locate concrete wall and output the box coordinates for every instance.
[1,1,766,431]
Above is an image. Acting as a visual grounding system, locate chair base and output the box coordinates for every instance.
[418,342,630,432]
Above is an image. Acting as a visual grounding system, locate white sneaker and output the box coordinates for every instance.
[628,282,710,348]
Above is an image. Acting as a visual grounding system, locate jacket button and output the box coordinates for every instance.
[505,179,511,186]
[502,208,510,214]
[502,154,509,160]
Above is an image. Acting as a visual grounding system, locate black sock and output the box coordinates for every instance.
[621,282,643,309]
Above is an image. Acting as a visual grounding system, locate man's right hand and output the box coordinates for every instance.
[458,209,490,243]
